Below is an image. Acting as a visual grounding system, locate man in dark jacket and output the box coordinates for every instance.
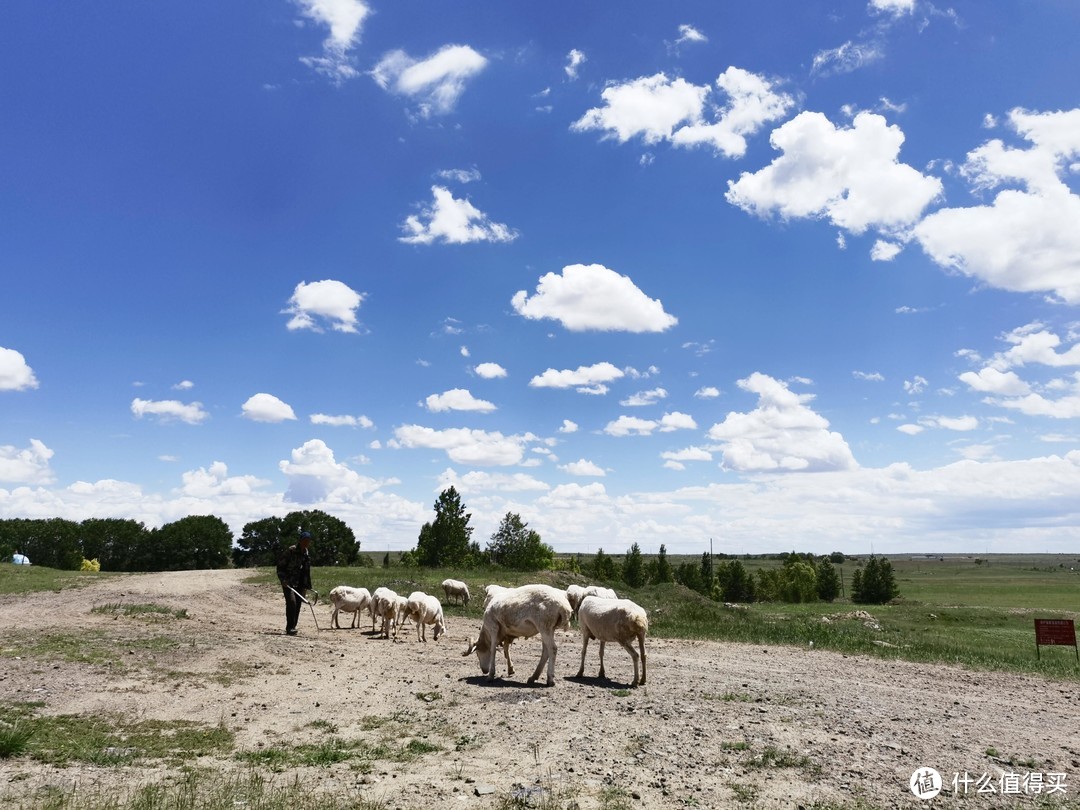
[276,531,312,635]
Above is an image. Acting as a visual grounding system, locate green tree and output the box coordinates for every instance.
[649,543,675,585]
[234,516,285,568]
[486,512,554,570]
[700,552,714,594]
[280,510,360,567]
[780,560,819,603]
[852,556,899,604]
[151,515,233,571]
[675,561,705,594]
[717,559,755,602]
[591,547,619,581]
[622,542,646,588]
[79,518,148,572]
[816,558,841,602]
[414,487,474,568]
[9,519,84,570]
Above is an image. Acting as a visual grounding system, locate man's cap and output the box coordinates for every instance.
[299,531,312,539]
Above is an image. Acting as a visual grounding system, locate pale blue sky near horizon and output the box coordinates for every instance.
[2,0,1079,556]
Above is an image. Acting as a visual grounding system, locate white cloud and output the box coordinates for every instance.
[371,44,487,117]
[573,68,793,159]
[425,388,496,413]
[0,439,55,484]
[560,459,606,476]
[565,49,586,80]
[284,279,365,333]
[179,461,268,498]
[603,412,695,437]
[392,425,530,466]
[661,446,713,463]
[811,41,884,77]
[131,398,209,425]
[694,386,721,399]
[727,112,942,235]
[558,419,579,434]
[512,263,677,333]
[993,324,1080,369]
[870,240,902,261]
[474,362,507,379]
[529,362,624,393]
[310,413,374,428]
[958,368,1031,396]
[706,372,858,472]
[280,439,389,503]
[437,468,550,493]
[897,423,924,435]
[675,24,708,45]
[295,0,370,82]
[853,370,885,381]
[869,0,915,16]
[241,393,297,423]
[621,387,668,406]
[173,380,194,391]
[904,376,928,394]
[987,373,1080,419]
[660,412,697,432]
[435,167,481,184]
[400,186,518,245]
[0,347,39,391]
[912,108,1080,303]
[923,415,979,431]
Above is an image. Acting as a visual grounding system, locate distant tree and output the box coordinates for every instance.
[829,551,846,564]
[700,552,714,593]
[281,510,360,567]
[9,519,84,570]
[591,547,619,581]
[675,561,705,595]
[649,544,675,585]
[851,556,899,604]
[717,559,755,602]
[486,512,554,571]
[80,518,148,572]
[415,487,474,568]
[816,558,841,602]
[622,542,646,588]
[234,516,285,568]
[151,515,233,571]
[780,560,818,603]
[382,552,391,568]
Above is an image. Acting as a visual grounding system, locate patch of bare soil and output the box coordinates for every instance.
[1,570,1079,809]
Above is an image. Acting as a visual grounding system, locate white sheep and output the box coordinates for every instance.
[328,585,371,629]
[403,591,447,642]
[371,587,407,638]
[463,584,571,686]
[441,578,471,607]
[369,586,395,632]
[575,595,649,687]
[566,583,618,620]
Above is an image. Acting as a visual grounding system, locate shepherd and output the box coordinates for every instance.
[277,531,312,636]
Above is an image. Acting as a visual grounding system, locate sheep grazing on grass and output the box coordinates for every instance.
[371,587,407,639]
[575,595,648,687]
[441,579,470,607]
[463,584,571,686]
[403,591,447,642]
[566,584,617,620]
[369,586,395,632]
[328,585,371,629]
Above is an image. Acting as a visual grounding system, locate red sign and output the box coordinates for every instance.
[1036,619,1077,646]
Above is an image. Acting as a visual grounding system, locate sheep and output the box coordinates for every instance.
[369,586,395,632]
[566,584,618,620]
[463,584,571,686]
[328,585,371,629]
[575,595,648,687]
[402,591,447,642]
[441,579,470,607]
[371,587,408,638]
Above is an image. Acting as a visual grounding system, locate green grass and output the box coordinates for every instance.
[90,602,189,620]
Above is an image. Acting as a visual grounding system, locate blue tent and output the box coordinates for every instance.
[11,553,30,565]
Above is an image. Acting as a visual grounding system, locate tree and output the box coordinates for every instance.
[234,516,285,568]
[151,516,233,571]
[486,512,554,571]
[281,510,360,567]
[622,542,646,588]
[675,561,705,595]
[12,519,83,570]
[717,559,755,602]
[816,558,841,602]
[700,552,714,594]
[414,487,474,568]
[649,543,675,585]
[79,518,148,572]
[591,547,619,581]
[852,556,899,604]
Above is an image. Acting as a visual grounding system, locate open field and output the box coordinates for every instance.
[1,556,1079,809]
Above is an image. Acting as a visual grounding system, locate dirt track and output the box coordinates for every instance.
[1,569,1079,809]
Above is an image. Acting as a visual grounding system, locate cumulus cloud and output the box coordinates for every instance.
[284,279,365,333]
[0,347,39,391]
[870,240,902,261]
[400,186,518,245]
[869,0,915,15]
[371,44,487,117]
[310,413,374,428]
[694,386,721,399]
[706,372,858,472]
[727,111,942,235]
[512,263,677,333]
[424,388,497,413]
[560,459,606,476]
[474,362,507,379]
[853,370,885,381]
[559,419,579,434]
[604,412,696,437]
[435,167,481,184]
[280,439,388,503]
[241,393,297,423]
[295,0,370,82]
[392,425,530,466]
[572,68,794,159]
[621,387,668,406]
[528,362,625,394]
[179,461,268,498]
[0,439,55,484]
[131,398,209,425]
[958,368,1031,396]
[811,40,884,76]
[912,108,1080,303]
[437,468,550,493]
[675,24,707,45]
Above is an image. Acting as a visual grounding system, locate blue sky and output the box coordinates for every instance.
[3,0,1079,556]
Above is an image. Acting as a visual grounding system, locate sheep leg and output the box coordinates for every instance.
[503,640,515,676]
[618,639,640,686]
[576,632,591,678]
[528,631,556,686]
[638,632,647,685]
[597,640,607,680]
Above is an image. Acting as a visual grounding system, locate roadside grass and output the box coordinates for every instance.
[90,602,189,621]
[1,628,184,667]
[0,565,114,596]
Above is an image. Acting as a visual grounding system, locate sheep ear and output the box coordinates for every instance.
[462,638,476,656]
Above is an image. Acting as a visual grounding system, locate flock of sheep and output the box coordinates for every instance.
[326,579,648,687]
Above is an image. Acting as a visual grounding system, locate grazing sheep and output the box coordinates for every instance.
[403,591,447,642]
[566,584,618,620]
[328,585,371,629]
[441,579,470,607]
[370,586,395,632]
[575,595,648,687]
[372,587,407,638]
[483,583,508,607]
[463,584,571,686]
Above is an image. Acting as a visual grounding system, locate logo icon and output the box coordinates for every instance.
[910,767,943,799]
